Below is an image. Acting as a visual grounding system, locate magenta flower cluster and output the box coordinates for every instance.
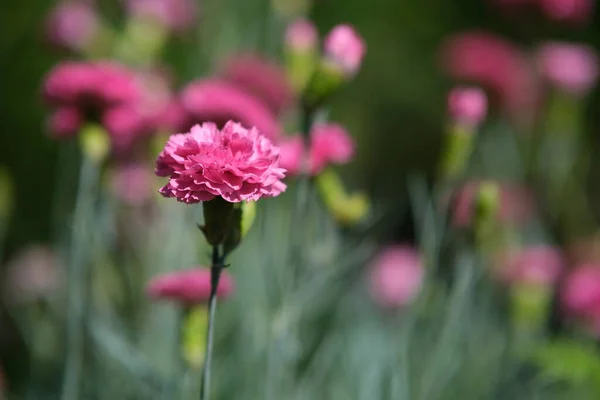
[155,121,287,203]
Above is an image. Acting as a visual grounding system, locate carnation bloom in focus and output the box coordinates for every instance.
[125,0,197,32]
[447,87,488,128]
[278,123,355,176]
[495,246,564,286]
[155,121,287,203]
[181,79,281,140]
[368,245,424,308]
[324,24,366,76]
[45,1,100,52]
[441,31,538,118]
[536,42,599,96]
[220,54,294,116]
[285,19,318,52]
[561,264,600,335]
[147,268,234,304]
[453,181,535,227]
[110,163,155,206]
[3,245,63,305]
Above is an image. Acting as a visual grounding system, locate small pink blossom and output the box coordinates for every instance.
[369,245,424,308]
[147,268,234,304]
[561,264,600,335]
[110,163,155,206]
[125,0,197,32]
[540,0,593,25]
[278,123,355,176]
[3,245,63,305]
[48,107,83,138]
[181,79,281,140]
[447,87,488,128]
[453,181,535,227]
[441,31,538,117]
[155,121,287,203]
[324,24,366,76]
[495,246,564,286]
[285,19,318,52]
[536,42,599,96]
[45,1,100,52]
[220,55,294,116]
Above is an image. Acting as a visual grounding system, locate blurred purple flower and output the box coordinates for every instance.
[441,31,538,119]
[181,79,281,140]
[220,54,294,116]
[324,24,366,77]
[147,267,234,304]
[110,163,155,206]
[447,86,488,128]
[536,42,599,96]
[124,0,197,32]
[3,245,63,305]
[368,245,424,308]
[495,246,564,286]
[45,0,100,52]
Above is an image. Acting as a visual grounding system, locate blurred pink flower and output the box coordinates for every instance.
[45,1,100,52]
[3,245,63,305]
[286,19,318,52]
[156,121,287,203]
[125,0,197,32]
[278,136,304,175]
[324,24,366,76]
[110,163,155,206]
[453,181,535,227]
[495,246,564,286]
[369,245,424,308]
[48,107,83,138]
[561,264,600,334]
[102,105,147,152]
[220,54,294,116]
[181,79,281,140]
[536,42,599,96]
[447,86,488,128]
[441,31,538,118]
[147,268,234,304]
[540,0,593,24]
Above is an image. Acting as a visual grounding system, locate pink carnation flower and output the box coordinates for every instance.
[3,245,63,305]
[125,0,197,32]
[181,79,281,140]
[495,246,564,286]
[369,245,424,308]
[220,55,294,116]
[110,163,155,206]
[48,107,83,138]
[286,19,318,52]
[324,24,366,77]
[441,31,538,118]
[453,181,535,227]
[447,87,488,128]
[278,123,355,176]
[147,268,234,304]
[536,42,599,96]
[45,1,100,52]
[155,121,287,203]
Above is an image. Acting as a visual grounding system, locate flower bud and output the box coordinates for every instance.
[447,87,488,129]
[323,24,366,77]
[285,19,318,93]
[79,124,110,164]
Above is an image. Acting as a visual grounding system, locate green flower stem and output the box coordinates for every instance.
[61,154,99,400]
[200,246,224,400]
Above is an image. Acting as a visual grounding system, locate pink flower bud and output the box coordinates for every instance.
[285,19,318,52]
[536,42,599,96]
[561,264,600,335]
[48,107,82,138]
[147,268,235,305]
[540,0,593,25]
[45,1,100,52]
[309,123,355,174]
[324,24,366,76]
[495,246,564,286]
[369,245,424,308]
[447,87,488,128]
